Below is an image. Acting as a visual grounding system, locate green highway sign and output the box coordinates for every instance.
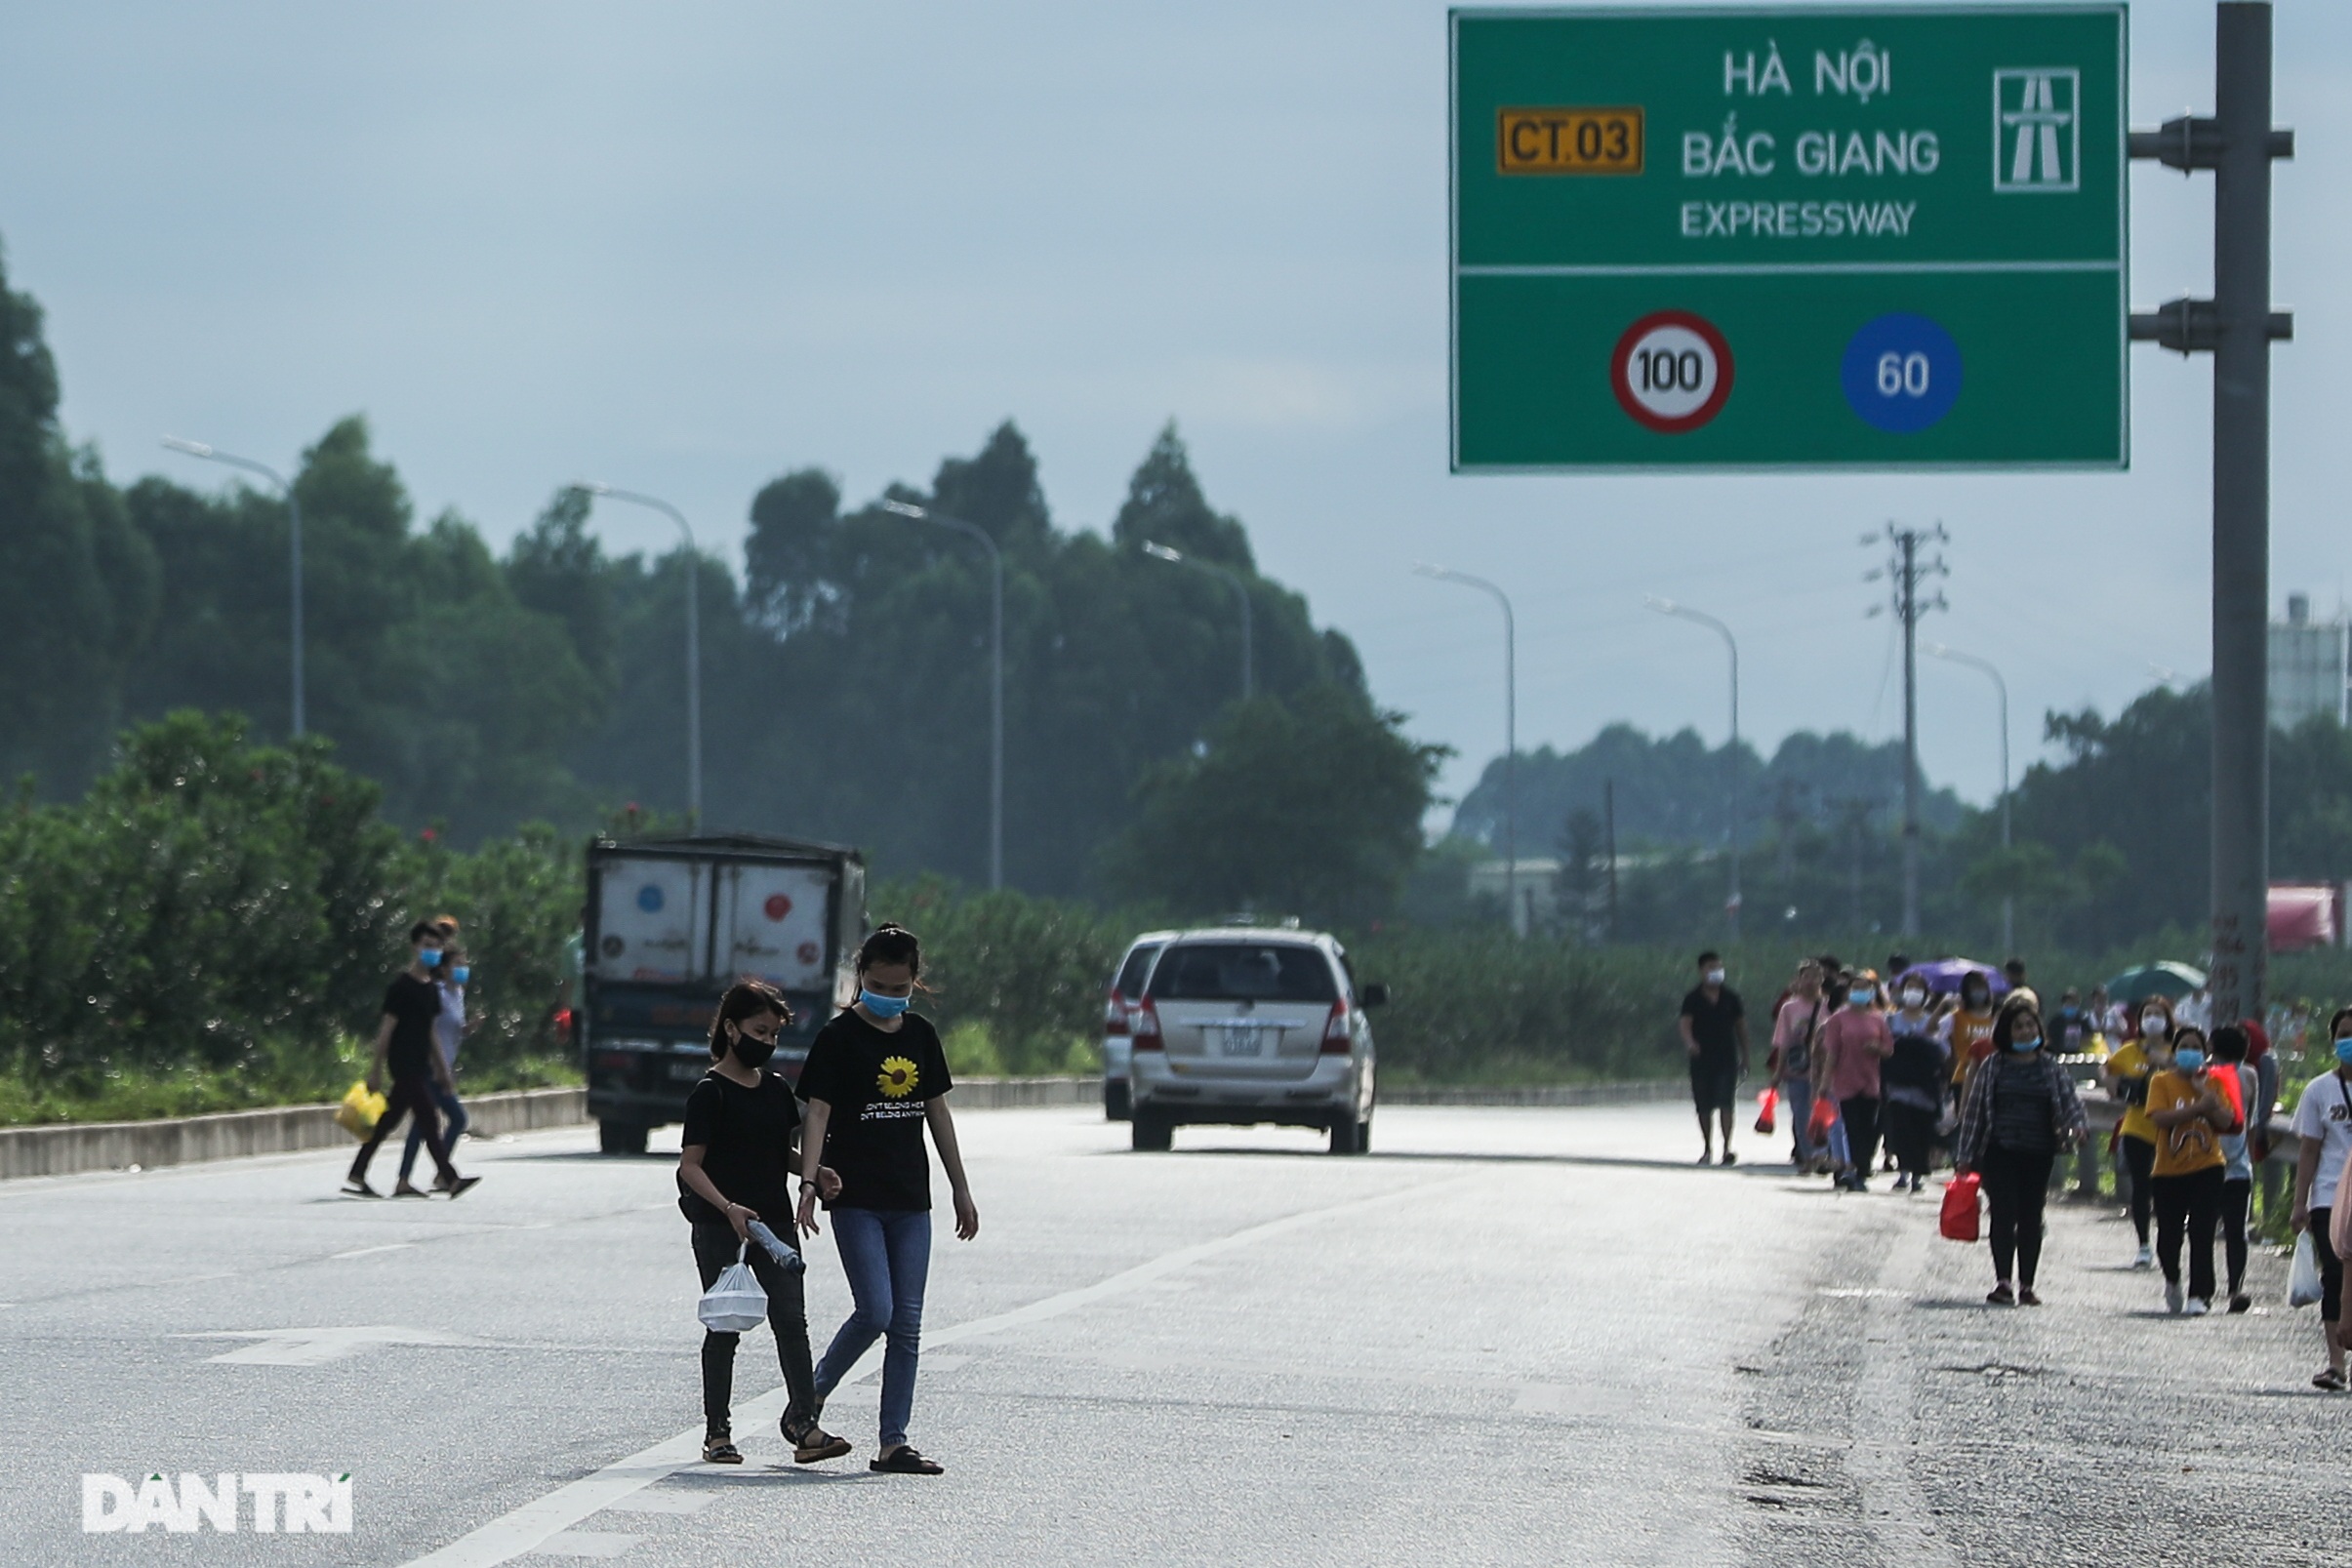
[1450,5,2128,470]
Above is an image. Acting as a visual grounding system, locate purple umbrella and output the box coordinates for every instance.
[1894,957,2009,998]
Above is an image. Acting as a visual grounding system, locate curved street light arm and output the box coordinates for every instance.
[162,436,304,737]
[1415,564,1518,930]
[569,482,704,828]
[882,501,1005,888]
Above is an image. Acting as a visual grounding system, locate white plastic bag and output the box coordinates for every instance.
[2290,1231,2324,1309]
[698,1254,767,1333]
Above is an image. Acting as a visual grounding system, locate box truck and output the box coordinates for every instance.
[582,832,865,1153]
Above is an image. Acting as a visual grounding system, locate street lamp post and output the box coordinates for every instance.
[162,437,304,737]
[1141,542,1252,701]
[1647,596,1742,942]
[571,483,703,829]
[1415,564,1518,933]
[1926,642,2013,955]
[882,500,1003,890]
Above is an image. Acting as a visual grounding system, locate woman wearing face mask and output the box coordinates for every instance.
[795,924,980,1475]
[677,981,850,1467]
[1955,1002,2087,1306]
[2209,1025,2258,1313]
[2145,1025,2238,1315]
[1815,970,1893,1192]
[1770,961,1830,1172]
[2290,1009,2352,1390]
[1881,979,1950,1192]
[2102,998,2174,1269]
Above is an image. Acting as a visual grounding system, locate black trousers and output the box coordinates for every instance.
[2120,1134,2156,1245]
[1883,1100,1937,1178]
[693,1223,818,1439]
[2153,1164,2225,1302]
[2220,1176,2252,1296]
[2313,1209,2345,1321]
[1839,1096,1882,1179]
[1981,1142,2054,1288]
[348,1075,455,1186]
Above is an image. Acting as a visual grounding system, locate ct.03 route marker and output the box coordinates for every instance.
[1450,5,2127,470]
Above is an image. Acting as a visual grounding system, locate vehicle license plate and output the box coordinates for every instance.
[1218,1025,1264,1057]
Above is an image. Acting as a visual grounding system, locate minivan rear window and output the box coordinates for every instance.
[1113,944,1161,996]
[1147,944,1336,1003]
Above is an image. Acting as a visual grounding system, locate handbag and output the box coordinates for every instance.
[1806,1094,1839,1144]
[1939,1173,1982,1243]
[698,1244,768,1332]
[2291,1232,2324,1308]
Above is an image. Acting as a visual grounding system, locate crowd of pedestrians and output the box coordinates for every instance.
[1683,951,2340,1338]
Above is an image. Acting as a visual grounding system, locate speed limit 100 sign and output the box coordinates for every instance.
[1609,310,1732,433]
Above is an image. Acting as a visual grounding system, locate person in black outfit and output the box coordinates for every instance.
[1955,1002,2088,1307]
[1678,950,1749,1166]
[679,981,849,1467]
[1882,977,1950,1192]
[345,921,477,1199]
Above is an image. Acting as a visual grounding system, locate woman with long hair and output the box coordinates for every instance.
[796,924,980,1475]
[677,981,849,1467]
[1955,1001,2088,1306]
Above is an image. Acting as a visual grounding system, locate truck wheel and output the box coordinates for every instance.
[1105,1080,1132,1122]
[598,1118,648,1156]
[1327,1112,1361,1155]
[1131,1109,1172,1152]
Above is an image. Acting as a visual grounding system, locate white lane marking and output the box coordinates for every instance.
[399,1178,1467,1568]
[526,1532,645,1559]
[184,1325,480,1366]
[333,1243,419,1260]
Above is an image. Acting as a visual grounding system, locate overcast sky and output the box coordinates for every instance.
[2,1,2344,831]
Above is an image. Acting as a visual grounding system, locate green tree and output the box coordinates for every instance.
[0,244,160,790]
[1106,686,1446,926]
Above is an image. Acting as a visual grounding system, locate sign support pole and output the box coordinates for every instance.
[2129,2,2292,1029]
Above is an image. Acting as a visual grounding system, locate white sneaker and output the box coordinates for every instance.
[2165,1280,2185,1314]
[2184,1298,2210,1317]
[2133,1244,2155,1270]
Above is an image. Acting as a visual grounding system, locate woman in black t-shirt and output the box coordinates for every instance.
[794,924,979,1476]
[678,981,849,1467]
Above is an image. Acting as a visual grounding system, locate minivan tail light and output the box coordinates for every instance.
[1320,999,1352,1053]
[1131,998,1164,1050]
[1103,991,1130,1037]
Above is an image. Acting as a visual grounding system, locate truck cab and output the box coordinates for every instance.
[582,832,865,1153]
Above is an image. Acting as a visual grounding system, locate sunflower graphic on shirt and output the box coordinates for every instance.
[876,1056,920,1099]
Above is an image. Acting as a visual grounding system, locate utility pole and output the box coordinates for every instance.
[888,501,1005,888]
[1867,524,1947,940]
[1416,565,1517,931]
[2129,2,2292,1029]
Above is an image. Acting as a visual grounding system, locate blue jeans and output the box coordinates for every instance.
[1782,1077,1816,1163]
[400,1085,467,1183]
[813,1207,931,1448]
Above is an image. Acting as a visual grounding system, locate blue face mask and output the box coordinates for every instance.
[450,966,470,985]
[419,947,442,968]
[2336,1036,2352,1068]
[1847,987,1873,1007]
[860,989,912,1020]
[2173,1047,2206,1071]
[2009,1035,2042,1054]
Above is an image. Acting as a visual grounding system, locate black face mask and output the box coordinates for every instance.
[732,1032,778,1069]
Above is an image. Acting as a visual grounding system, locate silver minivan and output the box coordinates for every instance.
[1125,928,1384,1154]
[1100,931,1173,1121]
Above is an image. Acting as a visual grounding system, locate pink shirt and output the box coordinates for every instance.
[1816,1006,1892,1101]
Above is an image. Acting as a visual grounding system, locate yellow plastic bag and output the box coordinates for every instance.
[335,1081,386,1139]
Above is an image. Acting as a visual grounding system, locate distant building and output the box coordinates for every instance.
[2269,593,2349,731]
[1469,858,1561,938]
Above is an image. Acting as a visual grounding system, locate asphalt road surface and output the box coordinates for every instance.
[1,1103,2340,1566]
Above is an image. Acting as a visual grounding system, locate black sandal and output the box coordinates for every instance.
[870,1446,944,1475]
[783,1415,852,1465]
[703,1433,743,1465]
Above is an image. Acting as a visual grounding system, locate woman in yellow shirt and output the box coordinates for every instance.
[2146,1025,2240,1315]
[2102,996,2175,1269]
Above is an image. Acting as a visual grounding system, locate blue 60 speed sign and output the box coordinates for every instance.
[1841,313,1964,434]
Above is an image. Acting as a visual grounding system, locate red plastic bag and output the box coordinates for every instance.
[1807,1095,1838,1144]
[1939,1173,1982,1242]
[1753,1087,1778,1136]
